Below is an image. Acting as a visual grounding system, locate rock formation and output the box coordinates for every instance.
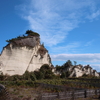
[69,65,99,77]
[54,62,99,77]
[0,30,52,75]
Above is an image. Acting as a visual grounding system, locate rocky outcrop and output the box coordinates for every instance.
[0,30,52,75]
[54,64,99,77]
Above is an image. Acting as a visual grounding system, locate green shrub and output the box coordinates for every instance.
[34,71,44,80]
[30,72,36,81]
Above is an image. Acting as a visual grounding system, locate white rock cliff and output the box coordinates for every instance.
[0,31,52,75]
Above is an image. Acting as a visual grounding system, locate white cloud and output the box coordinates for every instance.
[51,53,100,71]
[51,53,100,63]
[17,0,100,47]
[90,64,100,71]
[49,42,80,54]
[16,0,100,71]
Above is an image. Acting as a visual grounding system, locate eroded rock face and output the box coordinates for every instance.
[54,65,100,77]
[0,31,52,75]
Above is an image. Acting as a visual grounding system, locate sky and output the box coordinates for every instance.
[0,0,100,71]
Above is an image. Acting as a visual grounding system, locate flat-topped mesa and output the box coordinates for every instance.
[0,30,52,76]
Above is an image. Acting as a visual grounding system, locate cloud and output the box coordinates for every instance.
[51,53,100,71]
[51,53,100,63]
[89,64,100,72]
[49,42,80,54]
[91,64,100,67]
[16,0,100,71]
[87,10,100,21]
[16,0,100,47]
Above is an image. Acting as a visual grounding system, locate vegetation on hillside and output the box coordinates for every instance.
[0,60,99,83]
[0,61,100,100]
[55,60,74,78]
[6,30,39,43]
[25,30,40,36]
[0,60,99,87]
[0,64,55,82]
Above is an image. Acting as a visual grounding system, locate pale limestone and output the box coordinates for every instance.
[0,43,52,76]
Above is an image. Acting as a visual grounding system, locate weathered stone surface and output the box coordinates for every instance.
[54,65,100,77]
[0,31,52,75]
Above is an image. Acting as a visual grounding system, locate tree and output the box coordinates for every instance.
[62,60,73,70]
[23,71,31,80]
[60,71,70,78]
[55,65,62,71]
[45,70,55,79]
[67,60,73,66]
[66,71,70,77]
[40,64,50,73]
[25,30,40,36]
[74,61,77,66]
[23,71,36,81]
[39,64,55,79]
[34,71,44,80]
[30,72,36,81]
[60,72,66,78]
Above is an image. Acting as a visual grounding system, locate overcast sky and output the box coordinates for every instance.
[0,0,100,71]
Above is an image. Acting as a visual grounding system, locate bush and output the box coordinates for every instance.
[25,30,40,36]
[34,71,44,80]
[60,72,66,78]
[39,64,55,79]
[23,71,31,80]
[44,70,55,79]
[0,74,4,81]
[30,72,36,81]
[82,74,89,77]
[22,71,37,81]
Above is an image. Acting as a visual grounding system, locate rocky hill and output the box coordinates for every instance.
[54,60,100,77]
[0,30,52,76]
